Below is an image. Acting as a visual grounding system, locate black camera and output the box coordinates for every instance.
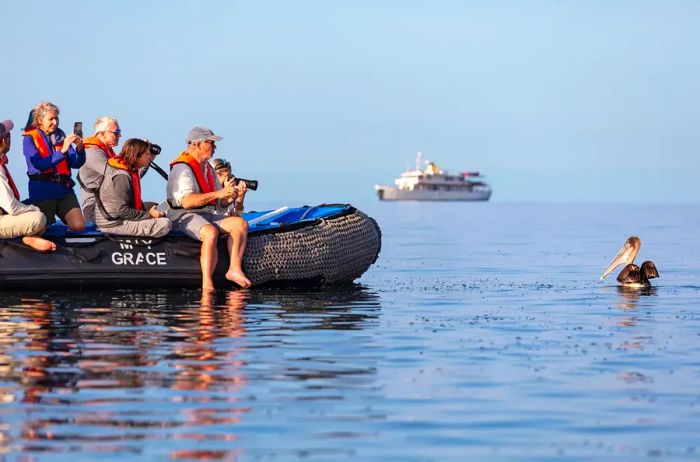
[226,174,258,191]
[149,143,161,156]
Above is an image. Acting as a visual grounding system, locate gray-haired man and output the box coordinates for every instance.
[77,116,122,221]
[167,127,251,290]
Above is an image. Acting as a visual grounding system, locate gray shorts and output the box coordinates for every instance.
[99,217,172,238]
[168,208,229,241]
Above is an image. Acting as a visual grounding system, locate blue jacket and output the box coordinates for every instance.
[23,128,86,201]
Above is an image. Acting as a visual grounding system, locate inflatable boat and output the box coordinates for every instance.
[0,204,381,290]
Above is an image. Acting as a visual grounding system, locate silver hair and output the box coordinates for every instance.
[93,116,119,134]
[32,102,60,127]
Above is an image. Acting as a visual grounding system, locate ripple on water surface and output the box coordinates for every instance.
[1,203,699,460]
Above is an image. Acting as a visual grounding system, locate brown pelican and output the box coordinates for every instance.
[600,236,659,288]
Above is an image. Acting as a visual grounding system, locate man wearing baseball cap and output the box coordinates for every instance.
[0,119,56,252]
[167,127,250,290]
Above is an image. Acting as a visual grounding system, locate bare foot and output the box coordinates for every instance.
[22,236,57,252]
[226,270,252,288]
[202,282,216,292]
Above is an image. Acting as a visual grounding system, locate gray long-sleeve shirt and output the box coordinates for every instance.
[78,145,110,222]
[79,145,150,222]
[94,166,151,228]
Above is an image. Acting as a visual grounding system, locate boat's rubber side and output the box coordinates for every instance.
[0,205,381,290]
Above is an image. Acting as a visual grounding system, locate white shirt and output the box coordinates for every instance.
[166,162,222,208]
[0,164,40,216]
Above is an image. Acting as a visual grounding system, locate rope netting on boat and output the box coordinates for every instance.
[244,209,382,285]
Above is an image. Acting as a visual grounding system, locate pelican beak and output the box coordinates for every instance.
[600,236,641,281]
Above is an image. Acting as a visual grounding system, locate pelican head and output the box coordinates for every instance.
[600,236,641,281]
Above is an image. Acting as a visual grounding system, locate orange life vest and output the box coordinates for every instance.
[107,157,143,210]
[23,128,71,177]
[170,152,216,205]
[84,136,117,159]
[1,162,20,200]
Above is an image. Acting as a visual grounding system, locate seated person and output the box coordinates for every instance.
[23,101,86,230]
[210,158,248,217]
[78,116,122,222]
[0,119,56,251]
[95,139,171,237]
[167,127,251,290]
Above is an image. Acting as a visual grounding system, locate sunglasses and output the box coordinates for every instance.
[105,129,122,136]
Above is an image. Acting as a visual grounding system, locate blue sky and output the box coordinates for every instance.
[2,0,698,204]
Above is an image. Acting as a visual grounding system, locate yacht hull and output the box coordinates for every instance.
[375,185,491,201]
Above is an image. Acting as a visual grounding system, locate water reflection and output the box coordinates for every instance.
[602,285,659,329]
[611,286,659,356]
[615,286,658,311]
[610,287,661,390]
[0,285,381,458]
[170,289,247,393]
[251,286,381,330]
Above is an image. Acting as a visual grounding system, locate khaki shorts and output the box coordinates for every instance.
[169,209,229,241]
[33,193,81,226]
[0,210,47,239]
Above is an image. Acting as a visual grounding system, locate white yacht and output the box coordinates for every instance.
[375,152,492,201]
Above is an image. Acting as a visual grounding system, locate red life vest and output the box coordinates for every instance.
[84,136,117,159]
[107,157,143,210]
[23,128,71,177]
[170,152,216,205]
[1,162,20,200]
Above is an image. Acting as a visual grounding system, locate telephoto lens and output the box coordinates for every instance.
[235,178,258,191]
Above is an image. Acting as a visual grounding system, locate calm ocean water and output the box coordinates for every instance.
[1,202,699,461]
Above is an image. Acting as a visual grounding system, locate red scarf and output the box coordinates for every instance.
[84,136,117,159]
[170,152,217,205]
[1,161,20,200]
[23,128,71,176]
[107,157,143,210]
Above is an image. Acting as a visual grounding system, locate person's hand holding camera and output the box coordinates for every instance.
[217,182,235,200]
[236,179,247,199]
[62,133,84,153]
[222,175,239,199]
[224,176,247,199]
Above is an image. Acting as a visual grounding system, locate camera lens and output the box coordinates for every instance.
[149,144,162,156]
